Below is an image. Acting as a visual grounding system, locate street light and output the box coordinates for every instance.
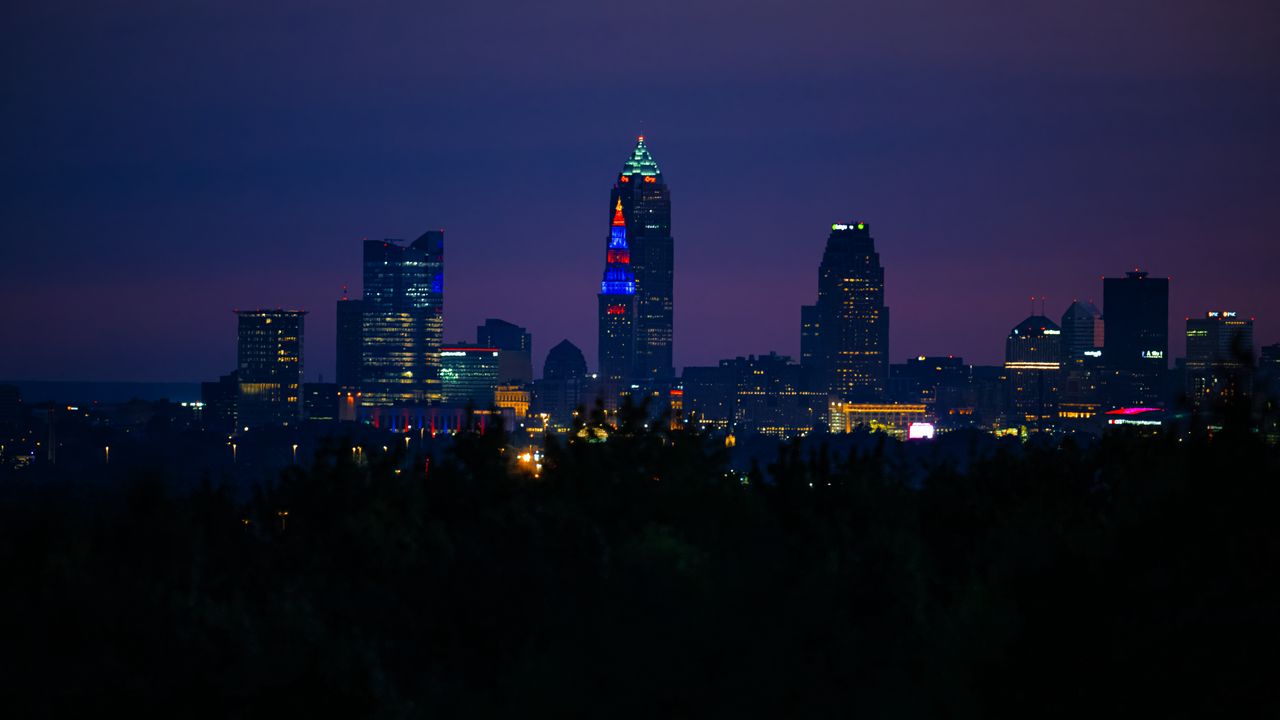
[291,443,299,464]
[231,443,237,464]
[104,446,110,465]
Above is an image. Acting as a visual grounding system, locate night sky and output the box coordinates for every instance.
[4,1,1278,382]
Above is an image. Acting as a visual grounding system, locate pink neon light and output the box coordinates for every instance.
[1105,407,1160,416]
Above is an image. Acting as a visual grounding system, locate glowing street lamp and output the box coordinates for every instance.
[104,446,110,465]
[291,443,299,464]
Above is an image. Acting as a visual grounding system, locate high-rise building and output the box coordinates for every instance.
[1059,300,1104,422]
[361,231,444,407]
[235,310,305,428]
[598,199,637,384]
[1103,270,1168,409]
[477,318,533,385]
[439,344,500,407]
[611,136,674,380]
[805,222,889,402]
[336,292,364,389]
[1061,300,1104,360]
[535,340,589,428]
[1185,311,1254,409]
[1004,314,1062,430]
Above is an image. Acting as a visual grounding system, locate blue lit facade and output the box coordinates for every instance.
[598,199,637,382]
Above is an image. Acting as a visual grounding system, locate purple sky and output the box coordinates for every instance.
[3,1,1278,381]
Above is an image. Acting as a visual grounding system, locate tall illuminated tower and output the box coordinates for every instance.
[235,309,305,428]
[598,198,637,382]
[807,222,889,401]
[611,136,673,380]
[1004,314,1062,430]
[361,230,445,406]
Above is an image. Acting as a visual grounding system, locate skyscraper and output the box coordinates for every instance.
[536,339,589,428]
[1103,270,1169,408]
[1061,300,1104,361]
[806,222,889,401]
[1185,311,1254,409]
[598,198,637,383]
[477,318,533,385]
[611,136,673,380]
[361,231,444,407]
[336,291,363,388]
[1060,300,1104,420]
[1004,314,1062,430]
[234,309,305,428]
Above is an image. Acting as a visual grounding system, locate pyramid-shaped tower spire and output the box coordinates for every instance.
[621,135,661,177]
[612,197,626,226]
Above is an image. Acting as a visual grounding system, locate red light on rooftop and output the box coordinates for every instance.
[638,135,645,142]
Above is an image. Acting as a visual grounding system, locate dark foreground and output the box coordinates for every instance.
[2,414,1277,717]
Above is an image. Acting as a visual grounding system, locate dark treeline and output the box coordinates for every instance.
[2,404,1278,717]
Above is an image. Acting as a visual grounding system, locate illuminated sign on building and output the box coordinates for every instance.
[907,422,936,440]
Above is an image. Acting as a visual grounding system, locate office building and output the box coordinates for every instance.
[361,231,445,406]
[440,344,500,407]
[1060,300,1104,422]
[1103,270,1169,408]
[336,293,364,389]
[829,402,929,438]
[477,318,533,385]
[1185,311,1254,410]
[805,222,889,402]
[1004,314,1062,430]
[304,382,338,422]
[598,198,637,384]
[535,340,589,429]
[235,309,305,428]
[680,366,735,432]
[611,136,674,380]
[494,384,531,419]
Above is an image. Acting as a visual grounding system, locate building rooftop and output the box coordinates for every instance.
[621,136,661,177]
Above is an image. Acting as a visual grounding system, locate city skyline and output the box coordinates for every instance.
[4,2,1279,382]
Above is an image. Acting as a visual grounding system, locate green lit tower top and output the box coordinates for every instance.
[611,136,674,381]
